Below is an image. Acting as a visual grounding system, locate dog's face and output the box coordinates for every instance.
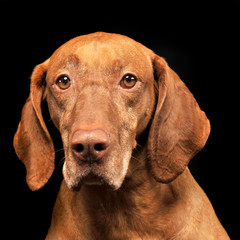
[45,34,156,190]
[14,32,210,191]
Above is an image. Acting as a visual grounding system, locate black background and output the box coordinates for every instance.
[2,1,239,239]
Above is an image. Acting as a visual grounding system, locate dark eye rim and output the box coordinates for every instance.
[55,75,71,90]
[120,73,138,89]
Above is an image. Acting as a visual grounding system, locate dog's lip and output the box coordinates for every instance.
[82,172,105,186]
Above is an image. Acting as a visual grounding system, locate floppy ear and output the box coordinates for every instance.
[13,59,55,191]
[147,55,210,183]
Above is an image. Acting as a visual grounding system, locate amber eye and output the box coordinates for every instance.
[56,76,71,90]
[120,74,137,89]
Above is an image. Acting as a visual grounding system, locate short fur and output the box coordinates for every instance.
[14,32,229,239]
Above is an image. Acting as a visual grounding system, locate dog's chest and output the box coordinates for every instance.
[84,202,165,240]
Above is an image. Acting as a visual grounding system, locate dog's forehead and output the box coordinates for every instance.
[49,32,153,72]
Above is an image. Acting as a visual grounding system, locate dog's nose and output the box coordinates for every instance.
[71,129,110,163]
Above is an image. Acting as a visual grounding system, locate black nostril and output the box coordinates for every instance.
[94,143,108,152]
[73,144,84,153]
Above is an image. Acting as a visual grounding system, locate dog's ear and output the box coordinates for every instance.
[147,55,210,183]
[14,59,55,191]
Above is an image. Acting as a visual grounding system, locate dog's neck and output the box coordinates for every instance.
[65,147,195,239]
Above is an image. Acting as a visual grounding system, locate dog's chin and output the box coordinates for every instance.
[67,173,120,192]
[63,163,123,192]
[82,172,105,186]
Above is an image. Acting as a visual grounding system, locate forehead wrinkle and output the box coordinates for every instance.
[65,54,89,75]
[66,54,80,68]
[104,58,126,77]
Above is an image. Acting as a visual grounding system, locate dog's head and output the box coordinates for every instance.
[14,32,210,191]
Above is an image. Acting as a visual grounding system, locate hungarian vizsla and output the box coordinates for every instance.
[14,32,230,239]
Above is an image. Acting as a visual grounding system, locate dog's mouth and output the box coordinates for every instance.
[63,160,119,191]
[62,141,134,191]
[82,172,105,186]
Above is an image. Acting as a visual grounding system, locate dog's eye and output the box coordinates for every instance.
[120,74,137,89]
[56,76,71,90]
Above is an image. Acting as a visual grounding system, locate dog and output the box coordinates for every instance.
[14,32,230,239]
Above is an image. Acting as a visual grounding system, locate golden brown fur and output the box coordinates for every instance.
[14,32,229,239]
